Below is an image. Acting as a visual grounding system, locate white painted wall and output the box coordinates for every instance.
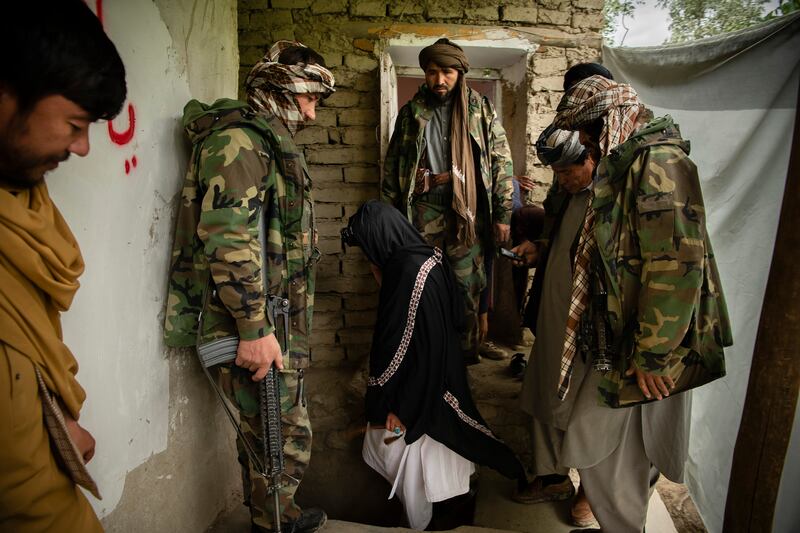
[44,0,237,518]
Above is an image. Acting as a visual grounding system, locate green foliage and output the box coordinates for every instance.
[603,0,799,46]
[764,0,800,18]
[655,0,770,42]
[602,0,644,45]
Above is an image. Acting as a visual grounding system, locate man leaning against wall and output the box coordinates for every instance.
[164,40,334,533]
[0,1,127,531]
[381,38,515,365]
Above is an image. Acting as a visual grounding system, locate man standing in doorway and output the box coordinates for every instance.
[0,2,127,531]
[382,38,515,364]
[164,41,334,533]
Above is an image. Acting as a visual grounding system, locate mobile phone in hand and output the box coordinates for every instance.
[499,247,522,261]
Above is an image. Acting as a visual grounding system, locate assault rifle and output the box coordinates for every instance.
[578,250,614,373]
[196,294,295,533]
[262,295,290,533]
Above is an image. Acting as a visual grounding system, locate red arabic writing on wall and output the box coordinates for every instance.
[91,0,139,175]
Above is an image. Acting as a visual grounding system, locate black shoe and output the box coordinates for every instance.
[252,508,327,533]
[509,352,527,378]
[285,507,327,533]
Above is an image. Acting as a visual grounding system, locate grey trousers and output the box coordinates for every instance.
[530,407,659,533]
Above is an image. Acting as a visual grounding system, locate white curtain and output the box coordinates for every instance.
[603,13,800,533]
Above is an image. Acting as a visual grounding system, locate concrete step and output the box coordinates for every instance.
[208,506,520,533]
[209,469,677,533]
[323,520,523,532]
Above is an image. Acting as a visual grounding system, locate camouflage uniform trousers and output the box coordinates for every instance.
[412,188,486,359]
[212,363,310,531]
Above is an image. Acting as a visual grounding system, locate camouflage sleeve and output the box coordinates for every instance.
[197,127,274,341]
[380,106,408,209]
[485,97,514,225]
[632,145,706,374]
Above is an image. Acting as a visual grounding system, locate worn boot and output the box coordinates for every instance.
[512,475,574,504]
[480,341,508,360]
[252,508,327,533]
[285,508,327,533]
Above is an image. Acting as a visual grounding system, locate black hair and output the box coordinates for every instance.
[563,63,613,91]
[278,45,327,68]
[0,0,127,120]
[574,148,591,165]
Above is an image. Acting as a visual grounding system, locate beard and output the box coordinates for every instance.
[428,84,456,105]
[0,125,69,189]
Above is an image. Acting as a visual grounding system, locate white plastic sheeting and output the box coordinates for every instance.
[603,13,800,533]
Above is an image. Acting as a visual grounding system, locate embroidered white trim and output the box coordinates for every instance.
[443,390,498,441]
[367,248,443,387]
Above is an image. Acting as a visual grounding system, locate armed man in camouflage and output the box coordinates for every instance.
[513,76,732,533]
[164,41,334,533]
[381,38,514,364]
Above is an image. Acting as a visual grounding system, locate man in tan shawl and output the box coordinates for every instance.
[382,38,515,364]
[0,2,126,531]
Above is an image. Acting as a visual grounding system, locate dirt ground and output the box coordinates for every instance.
[656,477,707,533]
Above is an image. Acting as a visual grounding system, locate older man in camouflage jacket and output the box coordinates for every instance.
[164,41,334,533]
[514,76,732,533]
[381,38,515,364]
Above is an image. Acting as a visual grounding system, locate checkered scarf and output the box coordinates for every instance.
[245,40,335,136]
[558,192,596,400]
[554,75,641,157]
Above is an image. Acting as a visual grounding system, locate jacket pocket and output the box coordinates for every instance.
[637,192,675,254]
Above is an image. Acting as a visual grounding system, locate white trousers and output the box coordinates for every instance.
[362,426,475,530]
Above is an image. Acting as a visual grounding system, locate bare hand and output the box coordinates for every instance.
[64,416,96,463]
[515,175,535,191]
[494,222,511,245]
[236,334,284,382]
[385,412,406,435]
[511,240,539,267]
[625,366,675,401]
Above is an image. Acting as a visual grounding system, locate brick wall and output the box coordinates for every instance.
[237,0,602,523]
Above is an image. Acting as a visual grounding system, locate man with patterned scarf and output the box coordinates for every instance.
[514,75,731,533]
[381,38,515,365]
[164,41,334,533]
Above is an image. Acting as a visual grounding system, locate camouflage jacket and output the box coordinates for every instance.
[164,99,318,369]
[593,116,733,406]
[381,84,514,227]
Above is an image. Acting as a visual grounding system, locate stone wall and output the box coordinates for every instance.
[238,0,602,525]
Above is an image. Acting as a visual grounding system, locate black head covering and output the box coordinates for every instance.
[563,62,613,91]
[342,200,426,268]
[343,201,526,486]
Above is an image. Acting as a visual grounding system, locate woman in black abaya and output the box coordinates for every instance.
[342,200,525,530]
